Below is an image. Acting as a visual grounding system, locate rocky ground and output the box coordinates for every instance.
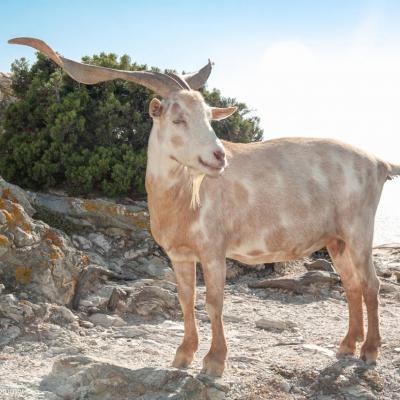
[1,178,400,399]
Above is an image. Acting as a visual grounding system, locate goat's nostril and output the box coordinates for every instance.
[213,150,225,162]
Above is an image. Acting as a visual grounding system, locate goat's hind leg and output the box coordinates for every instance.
[172,261,199,368]
[350,250,381,364]
[327,240,364,356]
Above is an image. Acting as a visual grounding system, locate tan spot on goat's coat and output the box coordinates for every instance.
[171,135,184,148]
[233,182,249,204]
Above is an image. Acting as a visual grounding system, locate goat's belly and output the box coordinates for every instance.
[227,237,328,265]
[228,252,292,265]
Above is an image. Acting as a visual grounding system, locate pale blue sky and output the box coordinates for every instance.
[1,0,400,243]
[2,0,400,73]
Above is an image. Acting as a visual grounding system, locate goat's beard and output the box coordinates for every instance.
[190,173,205,209]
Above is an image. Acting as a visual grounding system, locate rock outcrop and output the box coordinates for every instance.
[0,179,83,304]
[27,191,150,231]
[41,355,227,400]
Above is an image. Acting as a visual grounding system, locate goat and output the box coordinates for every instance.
[10,38,400,377]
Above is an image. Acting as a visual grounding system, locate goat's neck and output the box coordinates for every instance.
[146,127,190,194]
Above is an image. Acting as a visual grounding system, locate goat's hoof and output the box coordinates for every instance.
[360,343,379,365]
[201,356,225,377]
[337,341,356,356]
[172,352,194,369]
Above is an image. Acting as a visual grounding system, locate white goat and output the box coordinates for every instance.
[11,38,400,377]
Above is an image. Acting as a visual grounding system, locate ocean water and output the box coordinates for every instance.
[374,182,400,245]
[375,214,400,245]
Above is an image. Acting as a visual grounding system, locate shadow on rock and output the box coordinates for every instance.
[308,356,382,399]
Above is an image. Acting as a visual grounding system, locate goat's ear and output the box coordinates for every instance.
[149,98,163,118]
[211,106,237,121]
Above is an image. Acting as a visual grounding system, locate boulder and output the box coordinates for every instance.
[44,304,78,326]
[0,292,44,346]
[249,270,341,294]
[340,384,377,400]
[88,232,112,253]
[113,279,180,318]
[88,313,126,328]
[127,280,179,318]
[0,179,83,304]
[129,256,175,282]
[72,234,92,250]
[0,321,21,347]
[75,278,179,319]
[40,355,226,399]
[27,191,150,231]
[0,293,35,323]
[304,258,334,272]
[0,176,35,216]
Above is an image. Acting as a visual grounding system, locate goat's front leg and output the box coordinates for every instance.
[201,257,227,377]
[172,261,199,369]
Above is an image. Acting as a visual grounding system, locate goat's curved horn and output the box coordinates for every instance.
[8,37,184,97]
[181,59,213,89]
[167,72,191,90]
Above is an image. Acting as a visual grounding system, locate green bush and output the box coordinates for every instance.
[0,52,263,197]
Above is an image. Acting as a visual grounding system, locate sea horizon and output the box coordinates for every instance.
[374,181,400,246]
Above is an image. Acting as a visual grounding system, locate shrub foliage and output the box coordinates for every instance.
[0,52,263,197]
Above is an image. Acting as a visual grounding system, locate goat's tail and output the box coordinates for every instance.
[387,163,400,179]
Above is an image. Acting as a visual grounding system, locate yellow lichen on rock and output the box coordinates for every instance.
[43,231,65,261]
[1,188,17,203]
[44,230,64,248]
[0,234,10,247]
[0,198,32,234]
[11,203,32,233]
[82,199,122,216]
[127,213,150,230]
[49,248,64,261]
[2,209,13,225]
[82,199,150,230]
[81,254,90,266]
[0,198,7,210]
[15,266,32,284]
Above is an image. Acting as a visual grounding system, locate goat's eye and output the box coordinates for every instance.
[173,120,186,125]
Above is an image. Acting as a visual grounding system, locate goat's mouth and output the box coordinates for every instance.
[198,157,226,175]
